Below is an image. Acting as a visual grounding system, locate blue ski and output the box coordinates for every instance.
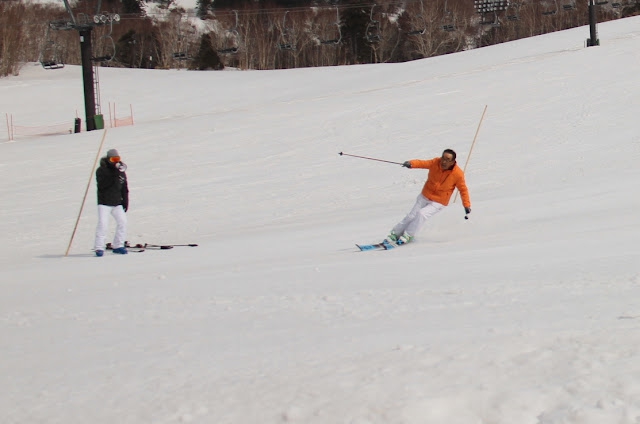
[356,240,396,251]
[356,243,385,251]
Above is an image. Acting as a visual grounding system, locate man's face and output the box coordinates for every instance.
[440,153,455,170]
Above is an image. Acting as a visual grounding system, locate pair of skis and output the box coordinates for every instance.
[105,242,198,253]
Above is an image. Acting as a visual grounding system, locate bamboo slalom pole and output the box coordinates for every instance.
[6,113,13,141]
[64,129,109,256]
[454,105,487,204]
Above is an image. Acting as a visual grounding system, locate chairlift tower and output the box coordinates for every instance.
[587,0,600,46]
[48,0,119,131]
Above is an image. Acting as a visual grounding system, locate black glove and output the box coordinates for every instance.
[123,204,128,213]
[464,207,471,214]
[402,161,412,168]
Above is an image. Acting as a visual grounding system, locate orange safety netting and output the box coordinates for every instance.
[12,122,74,138]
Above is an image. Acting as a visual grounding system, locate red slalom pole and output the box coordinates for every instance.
[339,152,402,166]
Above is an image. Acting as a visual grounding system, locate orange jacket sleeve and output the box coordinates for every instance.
[408,158,438,169]
[455,171,471,209]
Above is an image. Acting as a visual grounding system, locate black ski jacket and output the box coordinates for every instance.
[96,157,129,210]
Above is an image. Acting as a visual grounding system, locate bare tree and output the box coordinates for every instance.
[0,2,25,76]
[243,8,278,70]
[0,0,631,76]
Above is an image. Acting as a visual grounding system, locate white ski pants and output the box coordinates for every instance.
[392,194,446,238]
[94,204,127,251]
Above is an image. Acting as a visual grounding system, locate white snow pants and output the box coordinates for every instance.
[392,194,446,238]
[94,204,127,251]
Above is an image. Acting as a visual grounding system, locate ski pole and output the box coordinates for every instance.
[339,152,403,166]
[145,243,198,248]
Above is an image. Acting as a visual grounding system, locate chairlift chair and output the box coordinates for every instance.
[441,0,456,32]
[49,20,74,31]
[541,0,559,15]
[173,36,191,60]
[365,5,382,43]
[39,41,65,69]
[91,13,119,63]
[506,2,521,21]
[218,46,239,55]
[441,19,456,32]
[39,26,65,70]
[480,10,501,26]
[320,7,342,45]
[77,12,92,26]
[172,19,192,60]
[92,35,116,62]
[407,1,427,36]
[277,11,295,51]
[320,37,342,45]
[41,61,64,70]
[442,23,456,32]
[218,10,241,55]
[407,25,426,36]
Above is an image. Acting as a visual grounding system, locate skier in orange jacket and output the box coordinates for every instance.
[387,149,471,245]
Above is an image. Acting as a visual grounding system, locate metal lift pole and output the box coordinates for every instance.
[59,0,105,131]
[79,28,97,131]
[587,0,599,46]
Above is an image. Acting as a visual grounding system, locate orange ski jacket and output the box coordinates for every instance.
[408,157,471,208]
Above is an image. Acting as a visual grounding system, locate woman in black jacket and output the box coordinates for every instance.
[94,149,129,256]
